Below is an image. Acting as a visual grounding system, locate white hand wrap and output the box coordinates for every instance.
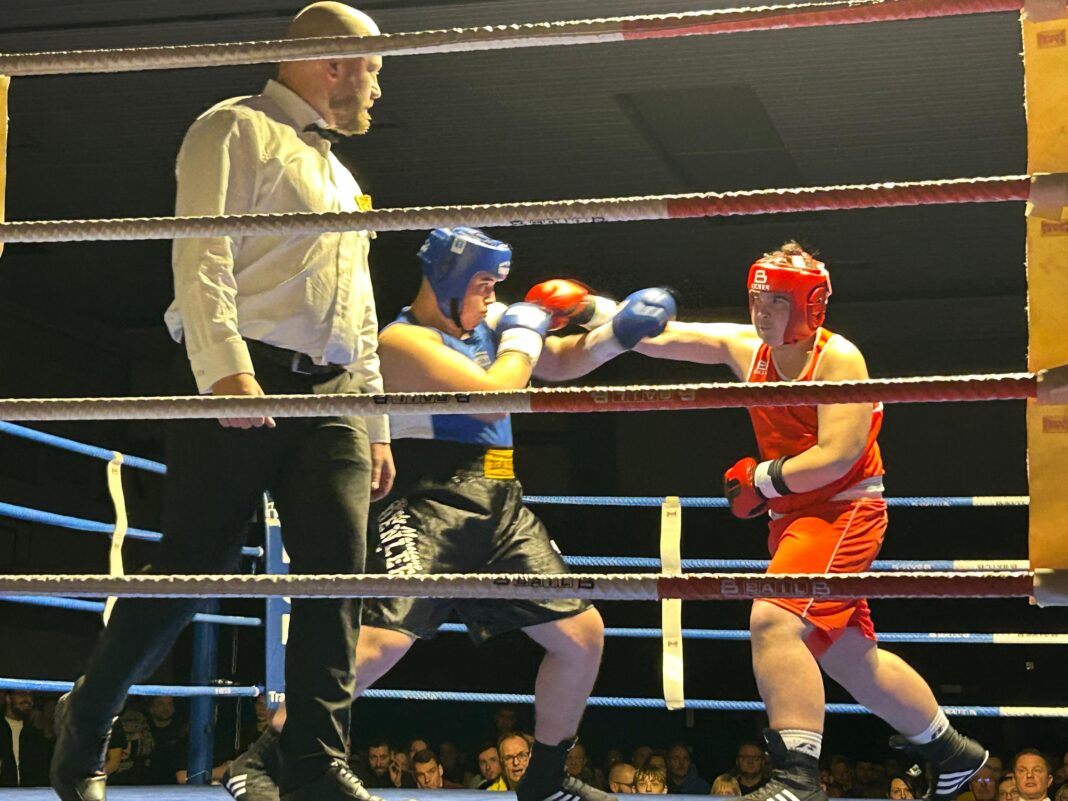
[582,321,625,364]
[579,295,619,330]
[753,460,783,499]
[498,327,545,363]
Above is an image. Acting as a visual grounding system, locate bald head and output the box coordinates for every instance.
[278,2,383,135]
[287,2,379,39]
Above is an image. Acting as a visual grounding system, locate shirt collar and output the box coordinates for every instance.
[263,78,326,132]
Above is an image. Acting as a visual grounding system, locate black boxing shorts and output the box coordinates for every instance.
[362,438,592,642]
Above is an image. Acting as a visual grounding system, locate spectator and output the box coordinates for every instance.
[998,774,1019,801]
[604,749,625,776]
[712,773,743,796]
[144,695,184,785]
[734,742,768,794]
[499,733,533,791]
[632,746,653,770]
[493,708,518,740]
[987,758,1005,779]
[439,740,464,785]
[636,766,668,794]
[0,690,51,786]
[609,763,638,794]
[106,704,152,785]
[888,773,916,799]
[354,737,393,788]
[967,765,1000,801]
[566,742,606,789]
[389,749,416,789]
[828,755,856,798]
[471,743,506,790]
[1053,785,1068,801]
[413,748,463,789]
[647,752,668,775]
[668,743,710,794]
[856,760,883,798]
[104,719,127,777]
[1014,750,1053,801]
[408,737,430,762]
[1056,751,1068,785]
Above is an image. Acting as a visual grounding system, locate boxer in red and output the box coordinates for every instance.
[635,241,987,801]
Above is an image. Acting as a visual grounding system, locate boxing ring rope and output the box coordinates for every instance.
[0,0,1027,77]
[0,571,1036,600]
[562,557,1029,571]
[0,595,262,627]
[0,679,260,698]
[0,176,1033,243]
[2,678,1065,718]
[435,623,1068,645]
[524,494,1029,507]
[0,371,1041,423]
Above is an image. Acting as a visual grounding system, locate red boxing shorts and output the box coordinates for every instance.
[761,497,888,657]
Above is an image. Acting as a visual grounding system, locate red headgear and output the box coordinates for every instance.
[747,250,832,344]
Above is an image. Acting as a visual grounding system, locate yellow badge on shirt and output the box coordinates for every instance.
[356,194,373,212]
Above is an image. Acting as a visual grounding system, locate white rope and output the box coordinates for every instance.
[0,0,1010,77]
[0,571,1033,600]
[0,177,1029,244]
[0,372,1038,422]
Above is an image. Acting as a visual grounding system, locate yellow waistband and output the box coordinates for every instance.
[483,448,515,479]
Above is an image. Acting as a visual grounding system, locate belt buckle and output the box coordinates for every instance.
[290,351,312,375]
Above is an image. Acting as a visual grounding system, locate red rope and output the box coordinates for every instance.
[658,572,1035,600]
[665,177,1031,220]
[621,0,1024,41]
[528,374,1036,414]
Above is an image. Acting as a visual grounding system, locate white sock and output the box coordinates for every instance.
[907,708,950,744]
[781,729,822,759]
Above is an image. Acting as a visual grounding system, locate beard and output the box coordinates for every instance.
[329,89,371,136]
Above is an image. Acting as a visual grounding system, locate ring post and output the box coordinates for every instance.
[186,601,219,784]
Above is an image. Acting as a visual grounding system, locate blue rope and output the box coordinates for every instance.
[0,678,259,697]
[0,501,263,558]
[0,595,262,627]
[523,495,1028,508]
[0,422,166,474]
[435,624,1026,645]
[361,690,1037,717]
[561,555,1024,571]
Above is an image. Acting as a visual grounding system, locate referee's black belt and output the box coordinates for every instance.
[246,339,347,377]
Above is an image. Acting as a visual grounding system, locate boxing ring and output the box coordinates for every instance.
[1,0,1067,792]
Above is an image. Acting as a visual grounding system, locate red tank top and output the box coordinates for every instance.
[745,328,884,515]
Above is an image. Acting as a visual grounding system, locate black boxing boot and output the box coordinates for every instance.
[517,738,618,801]
[890,723,988,801]
[224,726,282,801]
[738,730,827,801]
[279,759,387,801]
[49,679,115,801]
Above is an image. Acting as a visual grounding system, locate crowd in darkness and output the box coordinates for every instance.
[3,690,1067,801]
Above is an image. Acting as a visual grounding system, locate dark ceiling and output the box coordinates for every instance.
[0,0,1028,378]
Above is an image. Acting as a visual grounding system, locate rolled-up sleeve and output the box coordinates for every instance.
[171,109,260,393]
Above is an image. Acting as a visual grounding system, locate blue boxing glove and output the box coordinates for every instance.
[496,302,552,364]
[612,287,677,348]
[583,287,677,362]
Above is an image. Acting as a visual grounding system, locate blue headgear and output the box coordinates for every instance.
[418,227,511,328]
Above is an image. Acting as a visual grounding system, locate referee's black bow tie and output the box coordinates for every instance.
[303,123,343,144]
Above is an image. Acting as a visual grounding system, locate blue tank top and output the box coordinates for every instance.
[385,308,513,447]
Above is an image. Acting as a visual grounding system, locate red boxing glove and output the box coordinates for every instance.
[723,457,768,519]
[525,278,594,331]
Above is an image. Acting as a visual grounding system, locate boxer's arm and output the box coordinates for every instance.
[634,321,757,379]
[775,337,873,493]
[378,323,534,392]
